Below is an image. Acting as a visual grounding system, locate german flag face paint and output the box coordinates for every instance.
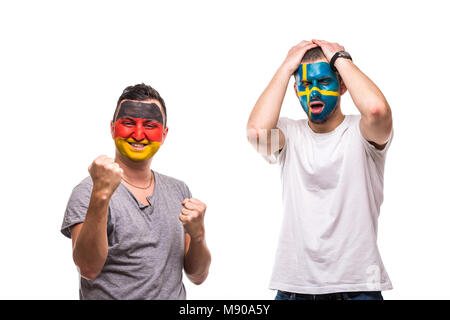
[295,62,340,123]
[113,101,165,162]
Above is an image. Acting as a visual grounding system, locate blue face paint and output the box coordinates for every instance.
[295,62,340,123]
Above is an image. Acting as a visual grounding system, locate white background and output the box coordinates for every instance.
[0,0,449,299]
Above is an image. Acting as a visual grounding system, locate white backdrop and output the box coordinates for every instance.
[1,0,449,299]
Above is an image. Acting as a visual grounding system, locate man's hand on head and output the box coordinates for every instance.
[281,40,319,75]
[311,39,345,62]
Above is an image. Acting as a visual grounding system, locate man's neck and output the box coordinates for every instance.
[114,151,153,183]
[308,107,345,134]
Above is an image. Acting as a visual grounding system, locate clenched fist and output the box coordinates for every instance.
[88,155,123,198]
[179,198,207,241]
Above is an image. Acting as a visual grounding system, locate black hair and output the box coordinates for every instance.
[301,47,327,63]
[114,83,167,127]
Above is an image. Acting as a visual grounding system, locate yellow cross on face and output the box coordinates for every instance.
[296,62,340,120]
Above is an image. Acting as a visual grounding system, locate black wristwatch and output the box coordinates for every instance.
[330,51,352,72]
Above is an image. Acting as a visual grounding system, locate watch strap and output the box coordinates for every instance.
[330,51,352,72]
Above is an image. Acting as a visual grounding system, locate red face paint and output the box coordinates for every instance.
[113,101,166,161]
[113,117,164,142]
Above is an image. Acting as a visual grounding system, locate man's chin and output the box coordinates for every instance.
[118,149,154,162]
[309,105,338,124]
[124,151,156,162]
[310,116,330,124]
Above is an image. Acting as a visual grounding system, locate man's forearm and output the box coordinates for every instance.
[72,189,110,280]
[248,41,319,130]
[334,58,391,120]
[184,237,211,285]
[247,65,291,130]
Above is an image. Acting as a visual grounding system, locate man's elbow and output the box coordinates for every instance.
[246,125,259,140]
[187,271,209,285]
[367,102,392,123]
[77,265,101,281]
[246,126,276,154]
[73,254,102,280]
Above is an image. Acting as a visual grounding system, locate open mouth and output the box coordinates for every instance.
[309,101,325,114]
[127,141,148,150]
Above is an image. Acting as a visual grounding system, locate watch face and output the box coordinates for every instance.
[331,51,351,71]
[338,51,351,59]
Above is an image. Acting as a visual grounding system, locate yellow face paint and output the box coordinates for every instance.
[114,137,162,162]
[296,62,340,123]
[113,101,165,162]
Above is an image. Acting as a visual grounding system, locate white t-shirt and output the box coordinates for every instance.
[267,114,393,294]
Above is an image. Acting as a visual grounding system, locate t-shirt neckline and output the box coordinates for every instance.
[304,115,349,139]
[120,169,158,209]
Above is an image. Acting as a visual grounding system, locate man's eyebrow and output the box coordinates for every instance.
[121,117,162,124]
[143,119,160,123]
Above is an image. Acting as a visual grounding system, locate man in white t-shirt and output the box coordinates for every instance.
[247,40,393,300]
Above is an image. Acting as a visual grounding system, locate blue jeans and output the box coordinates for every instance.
[275,290,383,300]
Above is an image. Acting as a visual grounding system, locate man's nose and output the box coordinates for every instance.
[133,123,146,141]
[310,88,321,100]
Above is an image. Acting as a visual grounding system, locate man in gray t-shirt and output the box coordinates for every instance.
[61,83,211,299]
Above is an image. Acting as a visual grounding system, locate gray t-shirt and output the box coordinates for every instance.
[61,170,191,300]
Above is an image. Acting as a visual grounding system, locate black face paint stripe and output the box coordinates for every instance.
[116,101,164,124]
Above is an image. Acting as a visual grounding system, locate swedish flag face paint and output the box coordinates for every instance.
[295,62,340,123]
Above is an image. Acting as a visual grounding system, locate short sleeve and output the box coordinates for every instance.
[182,182,193,200]
[358,120,394,160]
[262,117,290,164]
[60,178,93,239]
[357,120,394,180]
[180,182,193,234]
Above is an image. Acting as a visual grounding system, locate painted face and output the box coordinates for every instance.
[113,101,165,162]
[295,62,340,123]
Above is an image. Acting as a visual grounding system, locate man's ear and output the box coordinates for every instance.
[110,120,115,139]
[162,127,169,144]
[293,76,298,96]
[339,75,347,95]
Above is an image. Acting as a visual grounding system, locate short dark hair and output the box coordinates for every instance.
[114,83,167,127]
[301,47,327,63]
